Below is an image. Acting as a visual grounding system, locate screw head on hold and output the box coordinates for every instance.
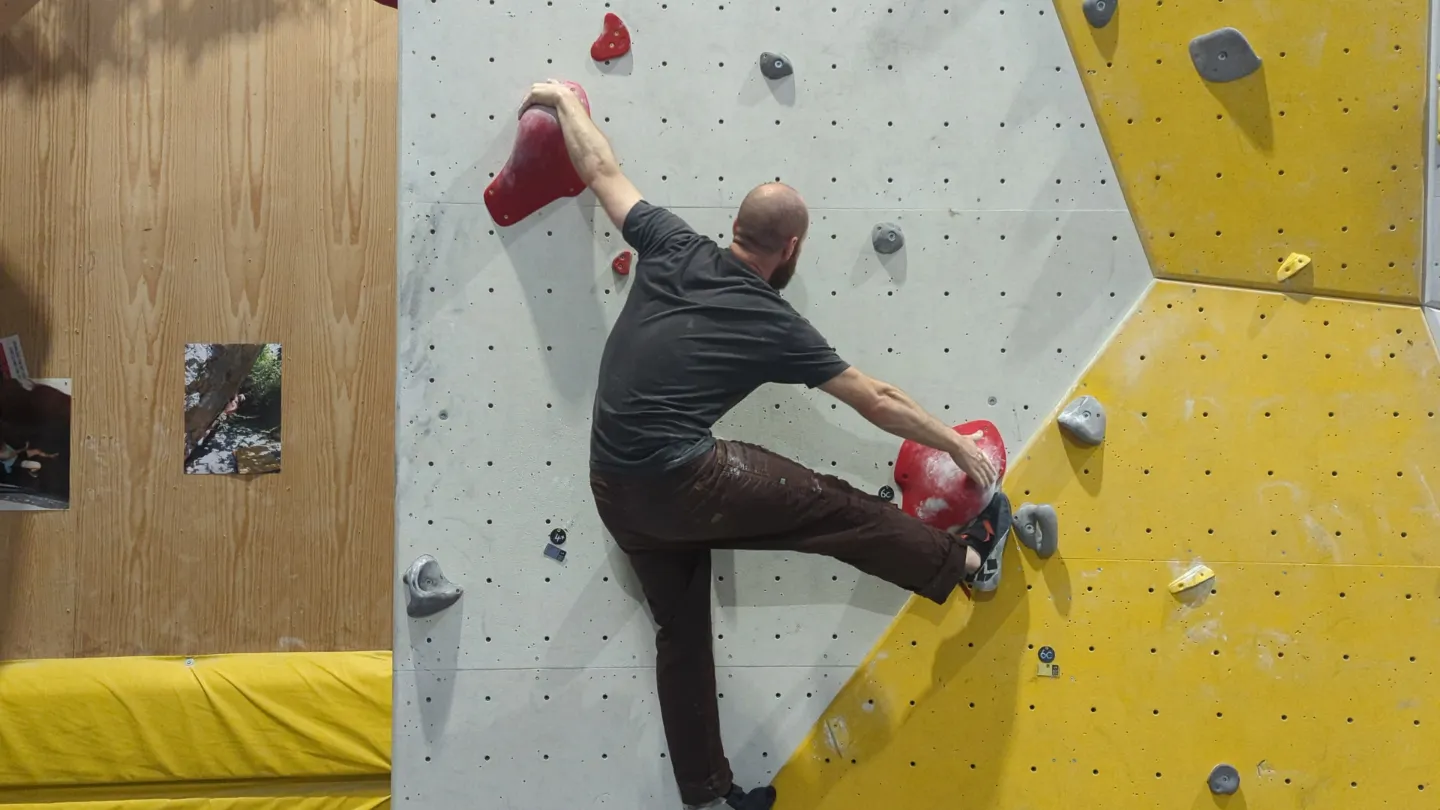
[878,485,896,501]
[1095,0,1105,8]
[1038,646,1056,663]
[549,528,567,545]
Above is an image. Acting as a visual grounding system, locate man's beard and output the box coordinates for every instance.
[769,245,800,291]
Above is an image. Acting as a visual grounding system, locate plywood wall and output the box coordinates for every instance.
[0,0,395,659]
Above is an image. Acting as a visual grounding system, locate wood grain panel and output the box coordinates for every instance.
[0,1,42,35]
[0,0,395,659]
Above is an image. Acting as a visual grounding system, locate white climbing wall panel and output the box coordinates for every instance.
[394,0,1153,807]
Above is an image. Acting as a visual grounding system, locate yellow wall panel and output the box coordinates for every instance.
[773,282,1440,808]
[1052,0,1428,301]
[1011,282,1440,566]
[775,561,1440,809]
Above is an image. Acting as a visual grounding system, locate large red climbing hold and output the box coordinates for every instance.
[484,81,591,227]
[590,13,631,61]
[612,250,634,275]
[893,420,1007,532]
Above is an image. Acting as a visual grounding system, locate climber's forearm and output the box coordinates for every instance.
[554,93,641,228]
[556,95,621,186]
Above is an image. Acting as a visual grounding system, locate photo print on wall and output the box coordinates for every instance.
[0,335,72,511]
[184,343,282,475]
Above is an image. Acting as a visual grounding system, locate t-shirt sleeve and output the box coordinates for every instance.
[622,201,696,257]
[770,311,850,388]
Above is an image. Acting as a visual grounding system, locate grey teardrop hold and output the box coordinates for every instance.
[1058,394,1106,445]
[1081,0,1116,28]
[759,52,793,80]
[872,222,904,254]
[1208,764,1241,795]
[1188,28,1261,83]
[1014,503,1059,558]
[403,554,464,618]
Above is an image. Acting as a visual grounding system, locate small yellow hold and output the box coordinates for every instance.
[1167,564,1216,594]
[1276,252,1311,282]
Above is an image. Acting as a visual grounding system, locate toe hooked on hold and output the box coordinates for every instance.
[962,491,1012,593]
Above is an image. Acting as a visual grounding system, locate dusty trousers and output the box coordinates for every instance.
[589,439,971,806]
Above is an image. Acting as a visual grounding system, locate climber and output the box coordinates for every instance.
[520,80,1011,810]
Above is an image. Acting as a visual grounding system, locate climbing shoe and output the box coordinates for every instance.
[725,785,777,810]
[958,491,1013,593]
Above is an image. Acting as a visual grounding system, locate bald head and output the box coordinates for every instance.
[732,183,809,257]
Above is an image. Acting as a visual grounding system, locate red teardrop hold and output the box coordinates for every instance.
[590,12,632,61]
[611,250,634,275]
[484,81,591,227]
[893,420,1008,532]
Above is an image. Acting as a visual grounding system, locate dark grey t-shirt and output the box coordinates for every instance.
[590,202,850,472]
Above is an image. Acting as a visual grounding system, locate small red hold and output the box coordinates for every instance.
[893,420,1008,532]
[590,13,631,61]
[611,250,634,275]
[484,81,591,227]
[372,0,397,7]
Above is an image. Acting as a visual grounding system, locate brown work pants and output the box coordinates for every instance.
[590,439,970,806]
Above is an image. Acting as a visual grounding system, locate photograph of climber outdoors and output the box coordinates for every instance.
[184,343,283,475]
[0,376,73,511]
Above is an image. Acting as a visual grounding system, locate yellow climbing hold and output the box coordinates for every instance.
[1168,564,1216,594]
[1276,252,1311,282]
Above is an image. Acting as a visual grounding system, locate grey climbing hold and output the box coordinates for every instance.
[1058,395,1106,445]
[1014,503,1059,558]
[759,52,793,80]
[1081,0,1116,28]
[1208,763,1241,795]
[871,222,904,255]
[402,554,463,618]
[1189,28,1261,83]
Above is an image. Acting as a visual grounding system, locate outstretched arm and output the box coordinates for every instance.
[820,367,997,490]
[523,81,642,230]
